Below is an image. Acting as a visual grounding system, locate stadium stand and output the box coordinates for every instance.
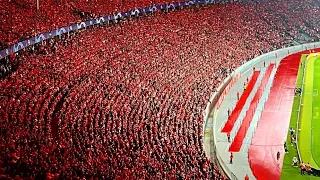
[0,0,320,179]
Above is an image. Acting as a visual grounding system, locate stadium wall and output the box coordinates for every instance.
[204,42,320,180]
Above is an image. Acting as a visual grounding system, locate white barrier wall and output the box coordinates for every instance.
[203,42,320,180]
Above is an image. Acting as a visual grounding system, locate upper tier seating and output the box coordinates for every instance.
[1,0,319,50]
[0,0,175,49]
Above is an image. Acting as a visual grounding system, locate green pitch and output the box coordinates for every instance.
[299,55,319,169]
[312,58,320,167]
[281,55,320,179]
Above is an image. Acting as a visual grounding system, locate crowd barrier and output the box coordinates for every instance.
[203,42,320,180]
[0,0,238,60]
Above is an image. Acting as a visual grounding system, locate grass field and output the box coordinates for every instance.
[281,55,320,180]
[299,54,319,169]
[312,57,320,167]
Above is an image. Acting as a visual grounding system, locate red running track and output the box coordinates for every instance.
[229,64,275,152]
[248,49,320,180]
[221,71,260,133]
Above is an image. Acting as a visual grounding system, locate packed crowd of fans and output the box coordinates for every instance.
[2,0,320,49]
[0,0,320,179]
[0,0,176,49]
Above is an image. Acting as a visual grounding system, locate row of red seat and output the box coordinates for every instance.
[0,0,320,179]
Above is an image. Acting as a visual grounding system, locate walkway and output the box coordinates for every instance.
[221,70,260,133]
[229,64,274,152]
[212,59,279,180]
